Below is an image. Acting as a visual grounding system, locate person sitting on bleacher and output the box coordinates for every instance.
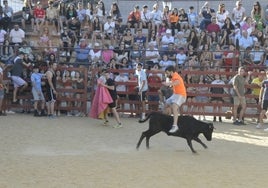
[1,0,13,31]
[74,38,90,66]
[127,5,142,33]
[45,0,59,34]
[21,0,35,31]
[33,1,45,32]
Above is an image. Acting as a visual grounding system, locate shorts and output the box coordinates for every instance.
[166,94,186,106]
[32,88,45,101]
[261,100,268,111]
[11,76,26,88]
[233,96,246,106]
[128,94,137,101]
[46,88,56,102]
[138,91,147,101]
[108,101,116,108]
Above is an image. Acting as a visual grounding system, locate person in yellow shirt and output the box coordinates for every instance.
[163,66,187,133]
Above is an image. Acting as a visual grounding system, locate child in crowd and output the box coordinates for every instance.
[31,65,46,117]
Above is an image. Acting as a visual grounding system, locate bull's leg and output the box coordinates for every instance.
[186,138,196,153]
[146,137,150,149]
[193,137,207,149]
[136,132,146,150]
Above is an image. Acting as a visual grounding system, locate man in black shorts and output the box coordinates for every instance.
[45,62,57,118]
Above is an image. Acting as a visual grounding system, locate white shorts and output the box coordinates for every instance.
[32,88,45,101]
[11,76,26,88]
[166,94,186,107]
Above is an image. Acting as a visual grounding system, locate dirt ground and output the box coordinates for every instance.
[0,114,268,188]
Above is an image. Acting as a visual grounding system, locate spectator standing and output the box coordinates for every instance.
[257,70,268,131]
[135,63,148,120]
[31,65,46,117]
[114,72,128,110]
[195,76,209,121]
[232,66,251,125]
[163,65,187,133]
[147,64,162,111]
[0,62,6,116]
[210,74,225,122]
[45,62,57,118]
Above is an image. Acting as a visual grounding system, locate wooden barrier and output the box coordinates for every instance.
[2,66,262,119]
[3,66,88,116]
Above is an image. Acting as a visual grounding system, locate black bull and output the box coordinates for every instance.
[136,112,214,153]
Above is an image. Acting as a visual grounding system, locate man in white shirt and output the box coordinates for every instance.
[104,16,115,45]
[9,24,25,47]
[160,29,174,55]
[141,5,152,30]
[145,42,160,69]
[238,30,255,50]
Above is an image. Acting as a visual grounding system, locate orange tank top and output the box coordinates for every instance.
[172,72,187,97]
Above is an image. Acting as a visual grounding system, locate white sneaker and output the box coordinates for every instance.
[264,128,268,132]
[61,52,66,56]
[67,52,70,56]
[113,123,122,128]
[256,123,263,129]
[169,125,178,133]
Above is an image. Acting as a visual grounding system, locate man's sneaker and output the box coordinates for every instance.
[67,52,70,56]
[233,120,240,125]
[103,120,109,126]
[113,123,122,128]
[264,128,268,132]
[169,125,179,133]
[238,121,246,125]
[256,123,263,129]
[34,110,40,117]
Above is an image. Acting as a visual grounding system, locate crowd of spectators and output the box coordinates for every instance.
[0,0,268,119]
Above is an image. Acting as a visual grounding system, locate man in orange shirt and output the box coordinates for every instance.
[163,66,187,133]
[127,5,142,33]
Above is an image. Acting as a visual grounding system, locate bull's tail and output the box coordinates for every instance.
[138,113,153,123]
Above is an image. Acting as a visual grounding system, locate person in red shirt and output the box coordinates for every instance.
[33,1,45,32]
[206,16,220,34]
[163,66,187,133]
[127,5,142,33]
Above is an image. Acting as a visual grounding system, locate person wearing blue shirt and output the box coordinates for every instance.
[31,65,46,117]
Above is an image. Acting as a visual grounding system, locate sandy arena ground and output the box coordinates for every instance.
[0,114,268,188]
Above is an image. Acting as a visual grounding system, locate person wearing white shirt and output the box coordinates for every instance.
[9,24,25,47]
[141,5,153,30]
[103,16,115,45]
[232,1,246,25]
[160,29,174,52]
[238,30,255,50]
[145,42,160,69]
[151,3,162,33]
